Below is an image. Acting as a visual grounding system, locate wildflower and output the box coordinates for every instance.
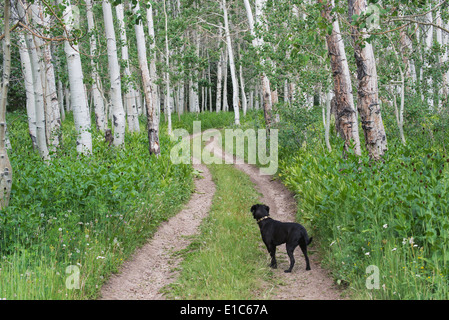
[383,224,388,229]
[365,252,370,256]
[330,240,336,247]
[402,238,407,245]
[409,237,414,245]
[392,248,397,252]
[59,228,62,232]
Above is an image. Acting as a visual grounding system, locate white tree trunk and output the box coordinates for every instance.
[321,0,361,155]
[222,46,229,112]
[27,33,50,160]
[237,43,247,116]
[30,3,60,150]
[436,8,447,106]
[116,3,139,132]
[216,26,223,113]
[244,0,273,126]
[163,0,172,135]
[325,91,332,152]
[222,0,240,125]
[349,0,387,160]
[61,0,92,154]
[0,0,13,209]
[103,0,126,146]
[424,10,434,109]
[134,2,160,156]
[86,0,107,131]
[147,3,160,131]
[18,33,37,149]
[178,80,185,115]
[190,29,200,113]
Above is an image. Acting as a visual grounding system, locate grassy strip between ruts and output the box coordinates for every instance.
[165,163,273,299]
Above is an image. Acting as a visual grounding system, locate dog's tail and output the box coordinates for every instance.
[307,237,313,246]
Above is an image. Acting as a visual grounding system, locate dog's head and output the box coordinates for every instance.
[250,204,270,221]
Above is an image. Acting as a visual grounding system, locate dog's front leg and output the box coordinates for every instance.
[266,244,277,269]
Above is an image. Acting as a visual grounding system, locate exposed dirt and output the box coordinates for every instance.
[99,131,345,300]
[203,133,346,300]
[99,161,215,300]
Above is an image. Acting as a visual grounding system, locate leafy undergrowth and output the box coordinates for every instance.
[165,163,271,299]
[276,107,449,299]
[0,112,193,299]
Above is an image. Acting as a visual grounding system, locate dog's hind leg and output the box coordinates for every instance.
[284,244,297,273]
[299,239,311,271]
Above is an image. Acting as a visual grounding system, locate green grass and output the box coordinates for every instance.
[165,163,272,299]
[0,111,194,299]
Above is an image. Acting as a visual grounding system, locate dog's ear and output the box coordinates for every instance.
[250,205,257,213]
[264,205,270,214]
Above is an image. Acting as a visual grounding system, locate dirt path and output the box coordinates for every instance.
[203,133,345,300]
[100,132,344,300]
[99,159,215,300]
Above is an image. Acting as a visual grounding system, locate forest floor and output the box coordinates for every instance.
[99,132,345,300]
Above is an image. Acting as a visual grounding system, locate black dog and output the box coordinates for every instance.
[251,204,312,273]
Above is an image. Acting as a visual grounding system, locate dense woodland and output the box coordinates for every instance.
[1,0,449,300]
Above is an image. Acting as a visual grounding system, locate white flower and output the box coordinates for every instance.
[58,228,62,232]
[96,256,105,260]
[383,224,388,229]
[365,252,370,256]
[391,247,397,252]
[409,237,414,245]
[402,238,407,245]
[330,240,336,247]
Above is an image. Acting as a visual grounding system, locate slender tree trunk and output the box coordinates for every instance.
[349,0,387,160]
[0,0,13,209]
[103,0,126,146]
[163,0,172,135]
[321,0,361,155]
[424,9,434,109]
[436,8,447,107]
[238,43,247,116]
[244,0,272,127]
[222,49,229,112]
[325,91,332,152]
[222,0,240,125]
[146,3,160,131]
[37,4,61,149]
[27,32,50,160]
[18,32,37,149]
[116,3,139,132]
[216,27,223,113]
[61,0,92,154]
[191,29,200,113]
[133,2,160,156]
[178,78,185,115]
[86,0,107,132]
